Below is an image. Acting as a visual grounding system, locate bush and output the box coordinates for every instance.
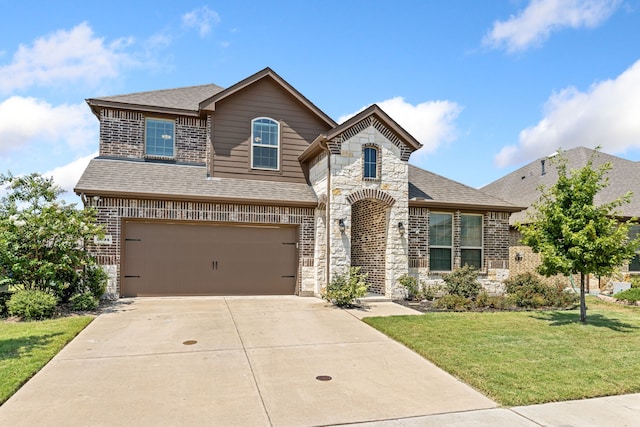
[397,274,420,300]
[422,285,444,301]
[322,267,368,307]
[630,276,640,289]
[443,265,482,299]
[474,292,509,310]
[0,291,13,317]
[69,292,99,311]
[7,289,57,320]
[82,264,108,300]
[504,272,578,309]
[614,287,640,303]
[433,294,471,311]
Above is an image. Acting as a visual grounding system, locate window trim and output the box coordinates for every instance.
[362,144,380,180]
[250,117,280,171]
[429,212,453,272]
[144,117,175,159]
[460,213,484,270]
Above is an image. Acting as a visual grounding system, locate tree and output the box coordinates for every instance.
[516,149,639,323]
[0,172,106,302]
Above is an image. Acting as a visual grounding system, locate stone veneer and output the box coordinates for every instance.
[86,197,315,299]
[308,123,409,298]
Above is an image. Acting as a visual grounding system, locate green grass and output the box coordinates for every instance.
[364,297,640,406]
[0,316,94,404]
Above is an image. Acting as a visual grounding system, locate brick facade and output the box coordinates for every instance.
[351,199,387,294]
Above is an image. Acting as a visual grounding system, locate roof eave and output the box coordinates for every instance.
[73,187,318,208]
[409,199,526,213]
[86,99,201,117]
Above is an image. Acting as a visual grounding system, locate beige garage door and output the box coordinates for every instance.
[122,221,298,297]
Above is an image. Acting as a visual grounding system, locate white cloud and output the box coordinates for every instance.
[495,59,640,167]
[182,6,221,38]
[43,151,97,197]
[483,0,621,53]
[0,96,97,155]
[339,97,462,159]
[0,22,135,94]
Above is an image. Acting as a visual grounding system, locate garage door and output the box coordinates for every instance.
[122,221,298,297]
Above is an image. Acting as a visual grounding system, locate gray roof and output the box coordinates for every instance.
[87,84,225,113]
[481,146,640,224]
[75,159,318,206]
[408,165,522,212]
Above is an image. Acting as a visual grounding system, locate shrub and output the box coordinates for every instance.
[322,267,368,307]
[630,276,640,289]
[422,285,444,301]
[69,292,99,311]
[397,274,420,300]
[82,264,108,300]
[474,292,509,310]
[433,294,471,311]
[504,272,578,309]
[0,291,13,317]
[7,289,57,320]
[443,265,482,299]
[614,287,640,303]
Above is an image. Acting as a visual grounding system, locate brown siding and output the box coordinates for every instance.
[211,77,332,183]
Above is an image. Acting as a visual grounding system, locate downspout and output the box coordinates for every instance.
[321,139,331,290]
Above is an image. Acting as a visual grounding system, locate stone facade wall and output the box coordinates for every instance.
[99,109,207,164]
[326,125,409,297]
[86,197,315,299]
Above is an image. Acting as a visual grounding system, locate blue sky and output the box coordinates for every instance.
[1,0,640,203]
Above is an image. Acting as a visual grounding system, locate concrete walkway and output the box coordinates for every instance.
[1,297,639,426]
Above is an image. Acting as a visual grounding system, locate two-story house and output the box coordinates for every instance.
[75,68,522,299]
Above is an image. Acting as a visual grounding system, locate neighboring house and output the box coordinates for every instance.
[482,146,640,282]
[75,67,521,299]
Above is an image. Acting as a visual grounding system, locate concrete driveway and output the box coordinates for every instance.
[0,296,496,426]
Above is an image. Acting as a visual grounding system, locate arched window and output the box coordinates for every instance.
[363,146,378,179]
[251,117,280,170]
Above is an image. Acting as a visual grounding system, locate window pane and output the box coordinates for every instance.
[429,213,452,246]
[461,249,482,269]
[461,215,482,247]
[253,146,277,169]
[364,147,377,178]
[253,119,278,146]
[630,254,640,272]
[146,119,174,157]
[430,248,452,271]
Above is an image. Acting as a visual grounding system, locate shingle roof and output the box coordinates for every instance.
[74,158,318,206]
[87,84,225,113]
[481,146,640,224]
[408,165,522,212]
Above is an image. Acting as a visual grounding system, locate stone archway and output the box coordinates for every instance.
[350,199,388,295]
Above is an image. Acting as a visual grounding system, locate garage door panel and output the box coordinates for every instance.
[122,222,298,297]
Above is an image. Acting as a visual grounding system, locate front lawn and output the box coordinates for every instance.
[0,316,94,404]
[364,297,640,406]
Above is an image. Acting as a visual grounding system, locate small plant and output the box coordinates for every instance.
[475,292,508,310]
[397,274,420,300]
[433,294,471,311]
[322,267,368,307]
[443,265,482,299]
[70,293,99,311]
[630,276,640,289]
[7,289,57,320]
[422,285,443,301]
[614,287,640,303]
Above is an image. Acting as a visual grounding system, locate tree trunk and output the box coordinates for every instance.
[580,272,587,323]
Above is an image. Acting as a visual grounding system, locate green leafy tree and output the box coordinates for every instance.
[0,172,105,301]
[516,149,639,323]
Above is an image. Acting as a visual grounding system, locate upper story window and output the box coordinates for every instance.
[363,146,379,179]
[251,117,280,170]
[429,212,453,271]
[145,118,175,158]
[461,214,483,269]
